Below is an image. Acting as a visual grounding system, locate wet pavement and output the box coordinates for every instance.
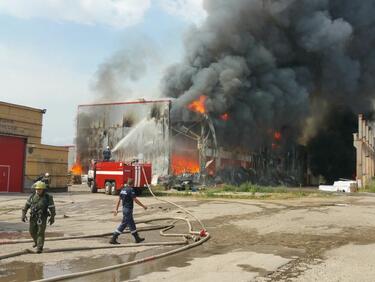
[2,191,375,281]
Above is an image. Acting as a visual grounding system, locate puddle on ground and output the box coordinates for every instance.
[3,204,375,282]
[0,216,304,282]
[0,246,179,282]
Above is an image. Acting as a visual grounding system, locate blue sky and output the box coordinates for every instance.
[0,0,205,145]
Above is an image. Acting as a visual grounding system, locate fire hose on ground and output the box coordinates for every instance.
[0,167,210,281]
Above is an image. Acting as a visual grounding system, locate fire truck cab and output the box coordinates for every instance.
[87,160,152,195]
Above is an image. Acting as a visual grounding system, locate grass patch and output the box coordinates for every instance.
[360,179,375,193]
[221,182,289,194]
[146,182,333,200]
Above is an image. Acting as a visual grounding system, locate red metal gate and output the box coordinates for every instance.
[0,136,26,192]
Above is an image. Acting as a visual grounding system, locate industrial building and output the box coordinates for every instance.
[76,99,171,176]
[75,99,329,186]
[73,96,373,188]
[0,101,68,193]
[75,99,292,185]
[353,114,375,187]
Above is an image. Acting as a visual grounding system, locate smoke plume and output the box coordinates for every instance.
[92,40,160,102]
[161,0,375,181]
[162,0,375,150]
[76,39,161,167]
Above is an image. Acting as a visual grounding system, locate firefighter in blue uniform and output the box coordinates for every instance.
[109,178,147,244]
[22,181,56,253]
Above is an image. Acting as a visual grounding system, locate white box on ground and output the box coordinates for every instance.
[334,181,358,192]
[319,180,358,193]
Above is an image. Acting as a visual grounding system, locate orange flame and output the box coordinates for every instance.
[274,131,282,141]
[171,154,200,174]
[71,163,82,175]
[220,113,229,121]
[187,95,207,114]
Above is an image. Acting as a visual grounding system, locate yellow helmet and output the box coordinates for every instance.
[34,181,46,190]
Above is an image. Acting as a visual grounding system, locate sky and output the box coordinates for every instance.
[0,0,206,145]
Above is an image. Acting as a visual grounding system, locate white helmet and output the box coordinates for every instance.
[106,146,110,149]
[45,172,49,177]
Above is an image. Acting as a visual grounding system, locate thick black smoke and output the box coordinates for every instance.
[307,106,356,183]
[161,0,375,182]
[162,0,375,153]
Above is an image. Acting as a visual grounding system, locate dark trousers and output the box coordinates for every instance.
[115,208,136,235]
[29,217,47,249]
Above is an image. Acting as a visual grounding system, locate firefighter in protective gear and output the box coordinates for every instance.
[109,178,147,244]
[34,172,51,189]
[43,172,51,188]
[22,181,56,253]
[103,146,111,161]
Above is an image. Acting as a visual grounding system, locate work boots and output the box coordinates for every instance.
[109,233,120,245]
[133,232,145,243]
[36,247,43,254]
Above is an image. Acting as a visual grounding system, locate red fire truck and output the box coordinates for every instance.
[87,161,152,195]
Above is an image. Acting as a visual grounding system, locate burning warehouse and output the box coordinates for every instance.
[75,99,221,180]
[76,97,305,186]
[77,0,375,186]
[159,0,374,185]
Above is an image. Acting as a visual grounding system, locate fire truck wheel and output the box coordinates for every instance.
[110,184,118,196]
[90,181,97,193]
[105,182,111,195]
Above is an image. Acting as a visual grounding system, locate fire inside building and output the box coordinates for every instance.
[74,97,357,187]
[75,1,375,187]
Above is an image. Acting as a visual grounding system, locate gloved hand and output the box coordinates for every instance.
[21,211,27,222]
[48,216,55,225]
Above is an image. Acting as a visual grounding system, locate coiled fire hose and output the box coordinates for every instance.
[0,167,210,282]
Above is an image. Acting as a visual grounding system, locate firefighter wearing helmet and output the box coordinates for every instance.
[34,172,51,189]
[42,172,50,188]
[103,146,112,161]
[22,181,56,253]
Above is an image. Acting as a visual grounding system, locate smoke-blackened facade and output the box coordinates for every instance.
[76,100,171,176]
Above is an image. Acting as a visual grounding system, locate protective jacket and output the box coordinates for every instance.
[23,192,56,221]
[22,192,55,252]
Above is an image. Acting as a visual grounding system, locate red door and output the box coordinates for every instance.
[0,136,26,193]
[0,166,10,192]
